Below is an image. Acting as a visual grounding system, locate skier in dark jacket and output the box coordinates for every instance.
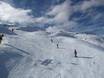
[0,37,2,43]
[57,44,59,48]
[1,34,4,37]
[0,34,4,44]
[51,38,53,43]
[11,29,14,32]
[74,49,77,57]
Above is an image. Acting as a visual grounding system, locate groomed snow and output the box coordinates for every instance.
[0,29,104,78]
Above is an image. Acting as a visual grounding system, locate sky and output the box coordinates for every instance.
[0,0,104,33]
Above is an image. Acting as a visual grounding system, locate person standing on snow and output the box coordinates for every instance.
[74,49,77,57]
[11,28,14,32]
[57,43,59,48]
[51,38,53,43]
[0,34,4,44]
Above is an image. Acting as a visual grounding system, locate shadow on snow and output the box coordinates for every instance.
[0,52,23,78]
[76,56,93,59]
[5,44,30,55]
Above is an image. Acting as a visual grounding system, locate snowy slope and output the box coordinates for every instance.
[0,29,104,78]
[74,33,104,49]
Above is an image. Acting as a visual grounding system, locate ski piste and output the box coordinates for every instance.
[0,0,104,78]
[0,29,103,78]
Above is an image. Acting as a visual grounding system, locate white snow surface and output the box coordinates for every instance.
[1,29,104,78]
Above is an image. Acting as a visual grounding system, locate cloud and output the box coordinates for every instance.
[4,0,101,32]
[0,1,34,24]
[81,0,104,21]
[33,0,78,31]
[45,0,104,32]
[46,0,79,30]
[0,0,103,33]
[74,0,104,11]
[47,0,71,24]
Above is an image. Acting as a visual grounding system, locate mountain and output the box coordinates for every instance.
[0,0,104,78]
[0,27,104,78]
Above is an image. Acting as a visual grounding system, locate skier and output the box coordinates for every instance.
[57,43,59,48]
[0,34,4,44]
[51,38,53,43]
[1,34,4,37]
[11,28,14,32]
[74,49,77,57]
[0,38,1,44]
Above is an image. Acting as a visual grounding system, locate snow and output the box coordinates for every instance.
[0,28,104,78]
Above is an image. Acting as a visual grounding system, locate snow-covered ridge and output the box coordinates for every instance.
[48,29,104,49]
[74,33,104,48]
